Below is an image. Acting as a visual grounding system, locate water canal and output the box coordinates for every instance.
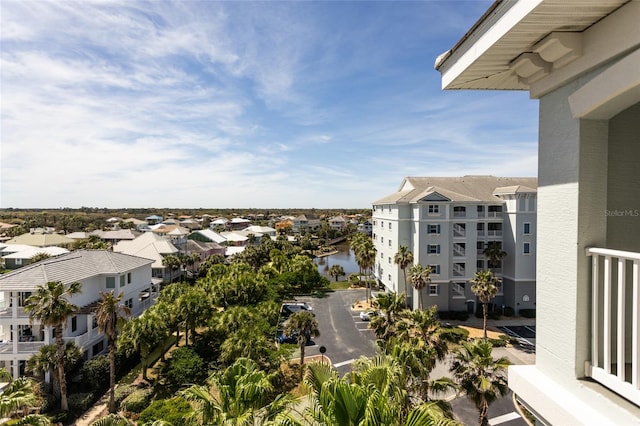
[314,242,360,279]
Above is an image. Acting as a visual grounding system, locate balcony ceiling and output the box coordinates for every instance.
[436,0,629,90]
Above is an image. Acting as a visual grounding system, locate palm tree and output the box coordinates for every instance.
[470,270,500,339]
[394,246,414,307]
[355,240,377,302]
[162,255,181,283]
[450,340,510,426]
[30,252,52,263]
[328,264,346,282]
[95,291,131,413]
[408,264,432,310]
[118,309,167,380]
[180,357,291,425]
[482,242,507,273]
[24,280,81,411]
[0,375,50,423]
[26,341,83,392]
[370,292,407,345]
[282,311,320,369]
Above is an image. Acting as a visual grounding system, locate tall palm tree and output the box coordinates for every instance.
[25,280,81,411]
[355,240,377,302]
[118,309,167,380]
[470,270,500,339]
[409,264,432,310]
[95,291,131,413]
[370,292,407,345]
[282,311,320,369]
[328,264,346,282]
[482,242,507,274]
[162,255,181,283]
[394,246,414,307]
[26,341,83,392]
[450,340,510,426]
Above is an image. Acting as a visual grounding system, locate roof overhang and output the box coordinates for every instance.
[435,0,631,95]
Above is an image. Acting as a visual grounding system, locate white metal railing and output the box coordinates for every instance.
[453,245,465,257]
[487,211,503,218]
[453,224,466,237]
[452,264,465,277]
[0,306,29,318]
[453,211,466,218]
[477,230,485,237]
[487,230,503,237]
[452,282,465,298]
[586,247,640,407]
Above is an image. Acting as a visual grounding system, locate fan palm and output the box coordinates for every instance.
[450,340,510,426]
[394,246,414,307]
[118,309,167,380]
[24,280,81,411]
[95,291,131,413]
[470,270,500,338]
[283,311,320,369]
[482,242,507,273]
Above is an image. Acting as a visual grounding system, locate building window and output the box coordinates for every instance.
[427,224,440,234]
[429,284,440,296]
[71,316,77,332]
[428,205,439,214]
[453,206,466,217]
[381,252,384,259]
[388,274,391,281]
[92,341,104,356]
[125,298,133,309]
[106,277,115,289]
[15,258,23,265]
[388,222,392,230]
[427,244,440,254]
[127,272,132,284]
[428,264,440,275]
[381,237,384,244]
[452,282,465,298]
[381,221,384,228]
[476,260,484,269]
[524,223,531,234]
[524,242,531,254]
[388,240,392,247]
[496,281,503,295]
[120,275,126,288]
[388,257,392,264]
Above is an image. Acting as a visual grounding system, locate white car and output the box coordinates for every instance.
[359,310,379,321]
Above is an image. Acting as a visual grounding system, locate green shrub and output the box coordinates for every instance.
[161,347,206,388]
[503,306,515,317]
[438,311,469,321]
[114,384,138,409]
[79,354,110,391]
[487,337,508,347]
[519,308,536,318]
[121,388,153,413]
[67,392,95,413]
[139,396,194,425]
[439,326,469,343]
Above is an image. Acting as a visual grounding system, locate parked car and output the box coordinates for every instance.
[359,310,379,321]
[277,329,311,344]
[281,302,314,317]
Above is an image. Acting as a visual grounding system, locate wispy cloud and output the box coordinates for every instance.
[0,0,536,208]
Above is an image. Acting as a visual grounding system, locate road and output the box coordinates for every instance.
[292,289,530,425]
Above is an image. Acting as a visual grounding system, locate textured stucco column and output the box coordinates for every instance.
[536,73,608,380]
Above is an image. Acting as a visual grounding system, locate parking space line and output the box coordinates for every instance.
[334,359,355,368]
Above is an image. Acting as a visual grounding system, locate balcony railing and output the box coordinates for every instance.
[487,230,503,237]
[453,246,466,257]
[0,341,46,354]
[452,264,465,277]
[453,224,466,238]
[586,247,640,407]
[0,306,29,318]
[487,211,503,218]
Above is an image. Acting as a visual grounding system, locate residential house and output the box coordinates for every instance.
[436,0,640,423]
[373,176,536,312]
[190,229,227,246]
[244,225,277,239]
[0,250,156,379]
[144,215,163,225]
[1,245,69,270]
[292,214,320,233]
[357,220,373,236]
[6,231,74,248]
[228,217,251,230]
[113,232,180,283]
[328,216,347,232]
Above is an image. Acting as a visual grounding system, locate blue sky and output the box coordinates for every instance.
[1,1,538,209]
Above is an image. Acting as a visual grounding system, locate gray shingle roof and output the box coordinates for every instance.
[373,176,537,204]
[0,250,152,291]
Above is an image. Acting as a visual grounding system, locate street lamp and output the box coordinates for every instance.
[319,346,327,365]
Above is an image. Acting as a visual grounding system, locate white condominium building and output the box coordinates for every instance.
[372,175,536,314]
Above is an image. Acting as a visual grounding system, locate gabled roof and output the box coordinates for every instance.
[244,225,276,234]
[97,229,139,240]
[373,176,537,204]
[220,232,249,242]
[0,250,152,291]
[493,185,537,196]
[113,232,179,266]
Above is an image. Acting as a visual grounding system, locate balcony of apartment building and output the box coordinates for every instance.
[0,324,46,354]
[585,247,640,407]
[453,206,466,218]
[477,205,485,218]
[476,223,485,237]
[453,223,466,238]
[487,206,503,218]
[452,262,465,277]
[487,223,503,237]
[453,243,466,258]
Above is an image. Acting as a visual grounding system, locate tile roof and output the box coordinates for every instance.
[0,250,152,291]
[373,176,538,204]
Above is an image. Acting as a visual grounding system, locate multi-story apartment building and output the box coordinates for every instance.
[436,0,640,423]
[372,176,536,314]
[0,250,158,379]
